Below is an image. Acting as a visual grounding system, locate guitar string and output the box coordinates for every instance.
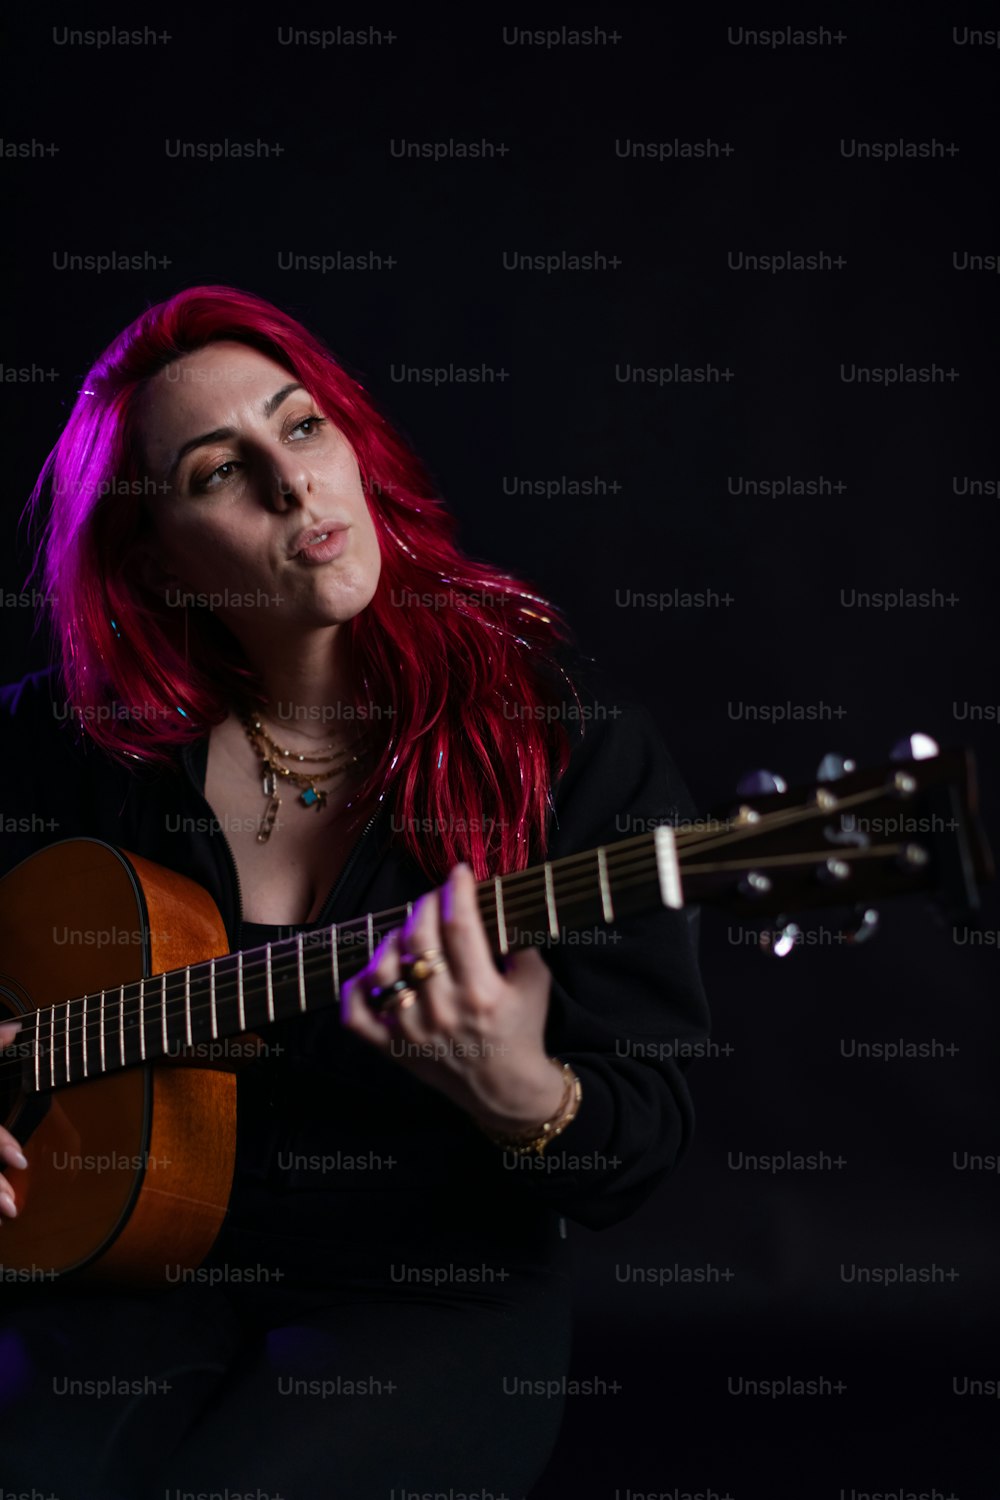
[0,840,916,1086]
[164,779,890,973]
[667,784,908,853]
[1,781,899,1063]
[0,843,674,1074]
[0,775,918,1074]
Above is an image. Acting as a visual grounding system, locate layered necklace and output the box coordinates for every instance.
[240,714,373,844]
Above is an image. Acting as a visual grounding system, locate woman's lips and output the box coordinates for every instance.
[292,526,351,565]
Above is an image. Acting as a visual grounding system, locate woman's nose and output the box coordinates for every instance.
[265,460,312,509]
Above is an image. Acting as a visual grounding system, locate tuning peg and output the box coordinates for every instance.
[760,918,800,957]
[890,733,939,762]
[816,752,857,782]
[735,769,788,796]
[842,906,879,945]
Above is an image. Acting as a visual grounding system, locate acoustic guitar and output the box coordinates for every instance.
[0,739,990,1286]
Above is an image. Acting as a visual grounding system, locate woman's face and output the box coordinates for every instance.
[133,340,382,643]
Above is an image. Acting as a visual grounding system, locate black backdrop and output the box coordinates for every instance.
[3,7,999,1497]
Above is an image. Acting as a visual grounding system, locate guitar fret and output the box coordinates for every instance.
[330,924,340,1001]
[210,958,218,1039]
[49,1006,55,1088]
[265,944,274,1023]
[237,950,245,1032]
[297,933,306,1011]
[597,846,615,922]
[494,877,508,955]
[543,862,558,939]
[33,1018,40,1091]
[81,995,88,1079]
[653,825,683,909]
[138,978,146,1061]
[184,967,192,1046]
[366,913,374,960]
[64,1000,71,1083]
[119,986,125,1068]
[160,973,168,1054]
[99,990,106,1074]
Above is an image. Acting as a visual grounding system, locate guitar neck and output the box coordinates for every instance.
[23,828,680,1094]
[20,744,986,1095]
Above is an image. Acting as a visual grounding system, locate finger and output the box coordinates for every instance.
[0,1027,27,1219]
[400,886,441,957]
[340,927,422,1041]
[501,945,549,983]
[0,1020,23,1050]
[399,887,460,1032]
[338,927,400,1033]
[367,927,402,979]
[340,973,394,1049]
[438,864,499,991]
[0,1135,28,1169]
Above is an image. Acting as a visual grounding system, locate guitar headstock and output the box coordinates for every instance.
[676,739,993,939]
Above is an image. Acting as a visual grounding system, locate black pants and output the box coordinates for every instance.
[0,1264,573,1499]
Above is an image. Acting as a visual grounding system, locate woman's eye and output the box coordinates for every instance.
[195,460,240,492]
[289,415,327,438]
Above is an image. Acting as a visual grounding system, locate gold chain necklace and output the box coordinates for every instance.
[248,716,352,763]
[240,715,372,843]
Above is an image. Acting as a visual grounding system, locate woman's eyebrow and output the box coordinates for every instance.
[166,382,306,481]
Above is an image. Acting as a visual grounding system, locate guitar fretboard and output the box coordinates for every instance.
[23,827,680,1093]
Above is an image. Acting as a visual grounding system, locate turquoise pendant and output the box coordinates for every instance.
[299,786,326,809]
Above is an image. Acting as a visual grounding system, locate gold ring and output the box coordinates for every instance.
[368,977,418,1013]
[376,986,419,1021]
[401,949,448,984]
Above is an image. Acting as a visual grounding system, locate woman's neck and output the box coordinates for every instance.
[244,622,354,736]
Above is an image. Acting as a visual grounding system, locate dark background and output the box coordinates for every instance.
[3,7,999,1497]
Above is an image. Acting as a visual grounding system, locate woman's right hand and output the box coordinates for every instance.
[0,1020,29,1223]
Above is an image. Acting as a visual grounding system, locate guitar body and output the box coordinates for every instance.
[0,839,237,1286]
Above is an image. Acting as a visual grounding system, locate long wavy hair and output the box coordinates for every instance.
[25,285,579,880]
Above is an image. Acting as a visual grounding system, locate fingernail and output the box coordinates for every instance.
[5,1149,28,1169]
[1,1195,17,1217]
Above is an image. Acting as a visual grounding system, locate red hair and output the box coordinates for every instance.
[26,285,578,880]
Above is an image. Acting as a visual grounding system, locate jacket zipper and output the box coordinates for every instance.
[315,805,382,927]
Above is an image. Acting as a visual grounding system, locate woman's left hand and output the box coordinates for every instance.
[341,863,568,1134]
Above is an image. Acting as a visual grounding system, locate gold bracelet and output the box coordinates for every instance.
[480,1059,582,1157]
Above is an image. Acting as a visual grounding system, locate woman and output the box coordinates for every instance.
[0,286,710,1498]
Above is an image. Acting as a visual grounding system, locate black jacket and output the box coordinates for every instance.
[0,659,710,1281]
